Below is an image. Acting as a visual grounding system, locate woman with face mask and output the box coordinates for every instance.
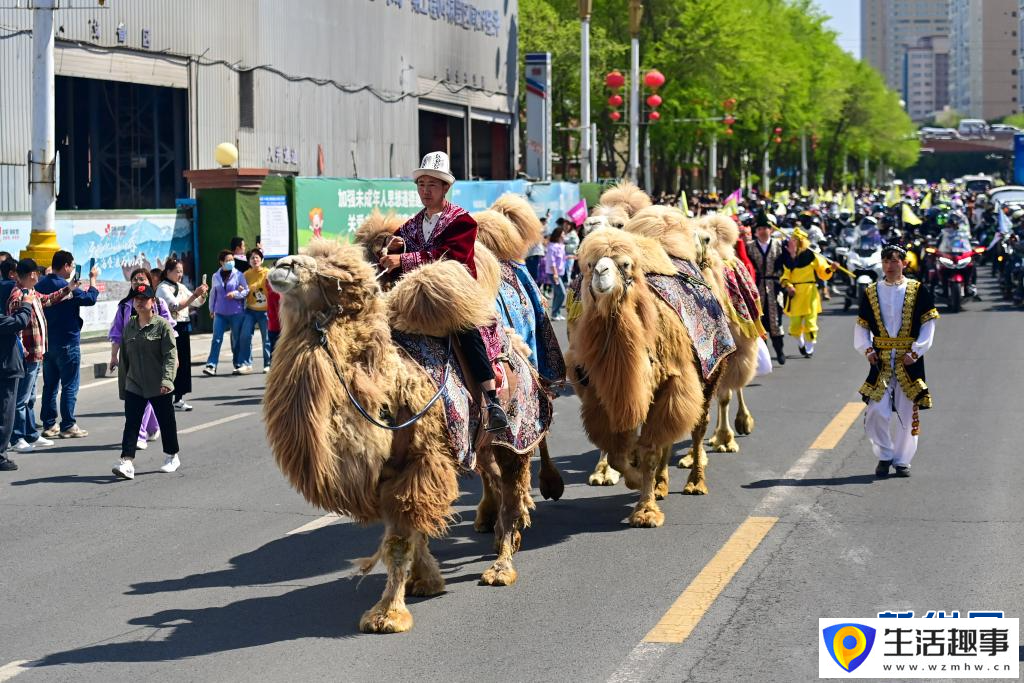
[204,250,249,376]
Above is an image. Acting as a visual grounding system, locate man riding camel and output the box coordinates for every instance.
[377,151,509,432]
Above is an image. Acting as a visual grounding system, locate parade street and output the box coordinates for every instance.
[1,273,1022,683]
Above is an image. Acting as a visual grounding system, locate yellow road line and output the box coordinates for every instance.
[643,516,778,644]
[809,402,864,450]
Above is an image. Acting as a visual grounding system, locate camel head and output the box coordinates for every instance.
[354,208,404,264]
[575,228,650,320]
[269,239,381,333]
[698,213,741,262]
[582,204,629,237]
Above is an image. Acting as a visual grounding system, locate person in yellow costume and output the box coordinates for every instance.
[781,227,834,358]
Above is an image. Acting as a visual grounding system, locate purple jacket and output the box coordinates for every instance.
[210,269,249,316]
[109,297,175,344]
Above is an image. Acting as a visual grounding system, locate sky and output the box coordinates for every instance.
[814,0,861,60]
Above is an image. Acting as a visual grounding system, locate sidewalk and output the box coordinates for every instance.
[78,332,268,377]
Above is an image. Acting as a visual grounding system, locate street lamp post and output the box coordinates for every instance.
[628,0,642,183]
[22,0,61,262]
[579,1,592,183]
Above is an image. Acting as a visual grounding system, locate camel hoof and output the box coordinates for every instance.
[683,478,709,496]
[359,606,413,634]
[588,463,621,486]
[539,470,565,501]
[406,575,445,597]
[480,562,518,586]
[628,502,665,528]
[677,452,694,469]
[712,440,740,453]
[735,415,755,436]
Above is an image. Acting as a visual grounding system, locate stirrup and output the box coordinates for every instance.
[484,401,509,433]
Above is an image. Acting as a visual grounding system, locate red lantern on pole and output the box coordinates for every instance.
[723,114,735,126]
[648,111,661,122]
[725,128,734,136]
[774,127,783,135]
[643,69,665,90]
[773,136,782,144]
[608,94,623,107]
[605,70,626,90]
[723,97,737,111]
[610,111,622,122]
[646,94,662,108]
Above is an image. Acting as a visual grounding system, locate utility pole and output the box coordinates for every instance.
[628,0,642,183]
[763,147,771,196]
[22,0,61,262]
[800,130,808,190]
[579,0,592,183]
[709,131,718,195]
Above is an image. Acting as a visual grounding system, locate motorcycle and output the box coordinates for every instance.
[842,230,884,312]
[924,228,984,313]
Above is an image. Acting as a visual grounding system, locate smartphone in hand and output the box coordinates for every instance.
[202,273,208,286]
[73,264,82,282]
[88,257,96,276]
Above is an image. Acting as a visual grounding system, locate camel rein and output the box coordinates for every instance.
[311,277,452,432]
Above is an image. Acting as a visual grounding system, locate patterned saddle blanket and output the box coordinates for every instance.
[392,326,553,470]
[496,260,566,384]
[723,259,765,340]
[647,258,736,381]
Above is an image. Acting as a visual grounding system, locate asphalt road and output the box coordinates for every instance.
[1,273,1022,682]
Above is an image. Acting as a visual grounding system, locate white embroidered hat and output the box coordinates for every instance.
[412,151,456,185]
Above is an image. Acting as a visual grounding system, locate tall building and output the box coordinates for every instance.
[860,0,950,94]
[904,35,950,122]
[948,0,1019,120]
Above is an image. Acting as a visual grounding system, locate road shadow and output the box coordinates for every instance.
[75,411,126,419]
[216,398,262,407]
[9,474,118,486]
[742,474,877,489]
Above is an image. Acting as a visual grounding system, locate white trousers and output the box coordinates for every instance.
[864,383,918,466]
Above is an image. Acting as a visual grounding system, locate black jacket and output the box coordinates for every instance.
[0,302,32,379]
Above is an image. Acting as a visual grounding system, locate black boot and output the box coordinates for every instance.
[0,456,18,471]
[875,460,892,478]
[894,465,911,478]
[772,336,786,365]
[485,400,509,433]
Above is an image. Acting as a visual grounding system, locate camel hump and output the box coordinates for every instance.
[388,260,496,337]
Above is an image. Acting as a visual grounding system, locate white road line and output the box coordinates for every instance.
[286,513,343,535]
[179,412,254,435]
[34,377,118,401]
[0,660,33,682]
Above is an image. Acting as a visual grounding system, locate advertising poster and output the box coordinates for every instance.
[259,195,290,258]
[0,210,193,335]
[292,178,420,248]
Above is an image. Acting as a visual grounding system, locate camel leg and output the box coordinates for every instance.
[710,390,739,453]
[537,438,565,501]
[733,388,755,436]
[474,472,499,534]
[481,449,531,586]
[653,445,671,500]
[406,533,445,597]
[684,390,715,496]
[587,451,622,486]
[628,447,665,528]
[359,529,416,633]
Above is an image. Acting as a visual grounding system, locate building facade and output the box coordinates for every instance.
[0,0,518,213]
[903,35,950,122]
[948,0,1018,120]
[861,0,950,96]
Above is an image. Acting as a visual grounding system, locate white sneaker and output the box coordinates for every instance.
[159,453,181,473]
[202,364,216,376]
[237,365,253,375]
[173,400,193,411]
[262,367,269,374]
[12,438,35,452]
[147,429,160,442]
[112,458,135,480]
[136,438,148,450]
[33,436,54,447]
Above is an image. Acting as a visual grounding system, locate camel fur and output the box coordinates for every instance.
[354,208,404,264]
[491,193,543,253]
[565,228,715,527]
[264,239,540,634]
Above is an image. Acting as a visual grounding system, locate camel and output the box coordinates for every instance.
[264,240,545,634]
[565,227,718,528]
[475,198,566,503]
[355,206,565,503]
[693,214,762,456]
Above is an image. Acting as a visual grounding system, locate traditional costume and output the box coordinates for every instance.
[780,227,833,357]
[854,243,939,477]
[746,213,788,363]
[393,151,508,432]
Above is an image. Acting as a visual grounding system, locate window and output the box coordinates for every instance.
[239,69,254,130]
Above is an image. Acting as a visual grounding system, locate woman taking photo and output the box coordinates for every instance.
[109,268,175,451]
[156,258,208,411]
[112,284,181,480]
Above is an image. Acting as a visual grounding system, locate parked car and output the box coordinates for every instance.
[919,127,961,140]
[958,119,990,138]
[990,123,1020,134]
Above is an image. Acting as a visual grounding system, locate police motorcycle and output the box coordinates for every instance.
[923,213,984,313]
[842,218,885,312]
